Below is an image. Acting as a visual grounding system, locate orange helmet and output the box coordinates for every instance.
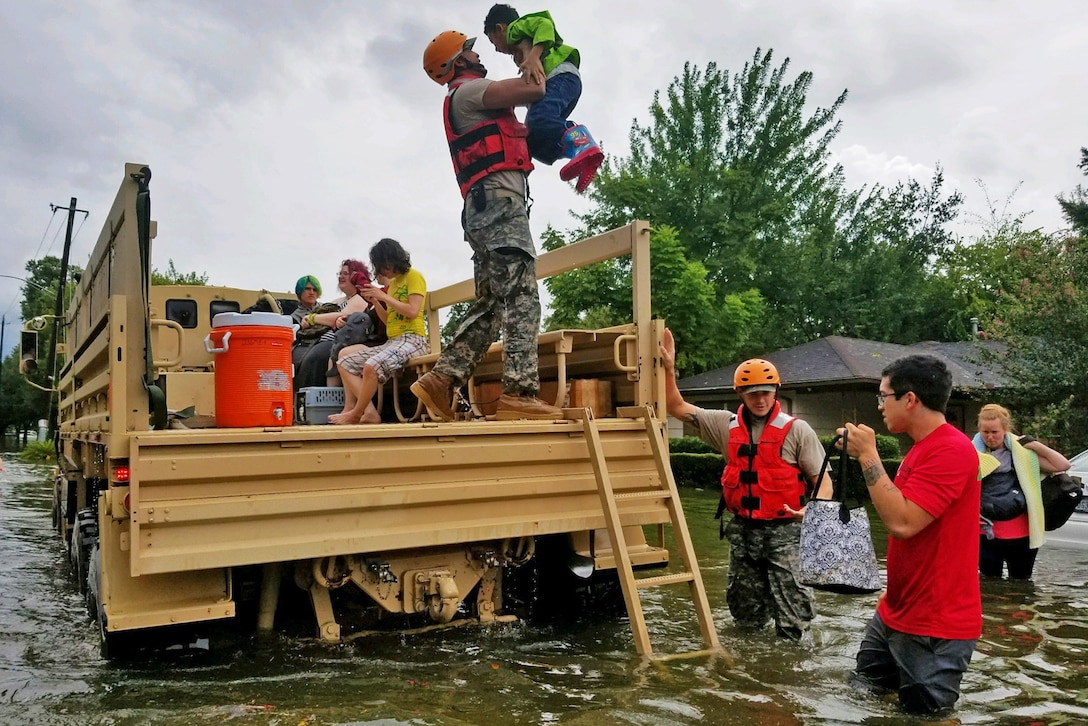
[733,358,780,390]
[423,31,475,85]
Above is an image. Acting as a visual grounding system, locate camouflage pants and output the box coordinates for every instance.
[434,195,541,396]
[724,517,814,641]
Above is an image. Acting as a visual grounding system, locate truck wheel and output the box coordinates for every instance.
[86,542,99,620]
[88,543,131,660]
[72,510,98,595]
[51,476,64,532]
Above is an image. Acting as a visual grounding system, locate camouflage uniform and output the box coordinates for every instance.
[724,517,814,641]
[433,195,541,396]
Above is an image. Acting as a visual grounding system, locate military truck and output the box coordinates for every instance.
[34,163,718,659]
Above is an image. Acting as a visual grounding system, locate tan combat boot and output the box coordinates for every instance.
[410,371,456,422]
[495,393,563,421]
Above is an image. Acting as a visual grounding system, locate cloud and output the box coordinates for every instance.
[2,0,1086,358]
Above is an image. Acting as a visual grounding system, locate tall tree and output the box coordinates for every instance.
[20,256,72,321]
[579,50,850,300]
[981,151,1088,451]
[557,50,962,374]
[798,170,964,345]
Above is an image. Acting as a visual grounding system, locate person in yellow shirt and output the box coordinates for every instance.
[329,239,429,424]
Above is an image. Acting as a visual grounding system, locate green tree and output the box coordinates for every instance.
[440,301,471,347]
[0,351,48,443]
[579,50,850,301]
[970,154,1088,451]
[152,259,209,285]
[560,50,963,375]
[20,256,81,321]
[1057,147,1088,235]
[1,256,75,439]
[543,224,762,371]
[806,170,964,344]
[17,256,83,393]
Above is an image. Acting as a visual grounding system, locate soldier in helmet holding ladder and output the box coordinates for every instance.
[660,329,832,641]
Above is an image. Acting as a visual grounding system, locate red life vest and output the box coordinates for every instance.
[721,401,806,521]
[443,76,534,199]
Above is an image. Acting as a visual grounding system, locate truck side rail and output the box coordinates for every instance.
[128,417,673,576]
[418,221,658,414]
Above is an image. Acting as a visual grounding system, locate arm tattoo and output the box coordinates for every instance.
[862,460,887,488]
[683,412,700,426]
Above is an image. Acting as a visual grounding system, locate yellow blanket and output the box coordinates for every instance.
[973,433,1045,549]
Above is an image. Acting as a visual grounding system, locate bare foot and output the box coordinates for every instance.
[327,412,360,425]
[360,409,381,424]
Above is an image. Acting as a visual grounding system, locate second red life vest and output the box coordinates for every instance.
[721,401,807,521]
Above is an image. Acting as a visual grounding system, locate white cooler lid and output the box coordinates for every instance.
[212,311,295,328]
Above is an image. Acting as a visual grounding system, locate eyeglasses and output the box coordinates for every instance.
[876,391,905,408]
[337,272,349,278]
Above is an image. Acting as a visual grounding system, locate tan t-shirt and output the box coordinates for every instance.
[447,78,529,199]
[691,406,829,483]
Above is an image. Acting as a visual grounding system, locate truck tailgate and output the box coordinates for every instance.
[127,419,672,576]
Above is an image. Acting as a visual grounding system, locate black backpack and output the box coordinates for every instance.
[1041,472,1085,531]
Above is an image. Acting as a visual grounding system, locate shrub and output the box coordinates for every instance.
[19,440,56,463]
[670,452,723,489]
[668,436,716,454]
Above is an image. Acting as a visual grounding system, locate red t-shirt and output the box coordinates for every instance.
[878,423,982,640]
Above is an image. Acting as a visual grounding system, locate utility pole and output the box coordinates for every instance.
[46,197,89,440]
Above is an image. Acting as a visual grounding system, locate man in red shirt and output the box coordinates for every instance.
[839,354,980,714]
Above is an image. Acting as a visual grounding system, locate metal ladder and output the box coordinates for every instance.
[579,406,722,658]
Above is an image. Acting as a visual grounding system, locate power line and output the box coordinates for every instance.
[2,204,90,323]
[29,205,61,262]
[3,206,65,319]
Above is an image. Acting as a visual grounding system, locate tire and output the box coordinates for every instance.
[88,542,130,660]
[51,477,63,532]
[72,510,98,595]
[86,542,100,620]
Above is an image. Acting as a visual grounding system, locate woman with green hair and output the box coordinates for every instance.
[291,275,322,323]
[291,274,325,372]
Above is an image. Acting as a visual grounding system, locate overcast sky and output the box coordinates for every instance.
[2,1,1085,356]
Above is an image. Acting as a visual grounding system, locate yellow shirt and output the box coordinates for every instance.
[384,268,426,338]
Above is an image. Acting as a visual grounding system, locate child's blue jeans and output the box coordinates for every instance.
[525,71,582,165]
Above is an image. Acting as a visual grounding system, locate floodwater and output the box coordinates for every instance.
[2,457,1087,725]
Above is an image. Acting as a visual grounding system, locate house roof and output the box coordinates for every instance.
[678,335,1008,393]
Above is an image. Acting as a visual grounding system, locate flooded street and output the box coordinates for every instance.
[2,457,1087,725]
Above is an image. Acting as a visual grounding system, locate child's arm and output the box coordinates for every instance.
[507,13,557,85]
[517,41,546,85]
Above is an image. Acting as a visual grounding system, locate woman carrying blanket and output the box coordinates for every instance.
[974,404,1071,580]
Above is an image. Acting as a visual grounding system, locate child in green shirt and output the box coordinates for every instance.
[484,4,603,193]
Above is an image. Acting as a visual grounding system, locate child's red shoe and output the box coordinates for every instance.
[559,124,603,184]
[573,150,604,193]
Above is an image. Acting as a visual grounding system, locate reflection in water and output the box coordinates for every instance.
[0,463,1086,724]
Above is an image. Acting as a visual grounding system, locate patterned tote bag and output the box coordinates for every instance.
[799,431,882,594]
